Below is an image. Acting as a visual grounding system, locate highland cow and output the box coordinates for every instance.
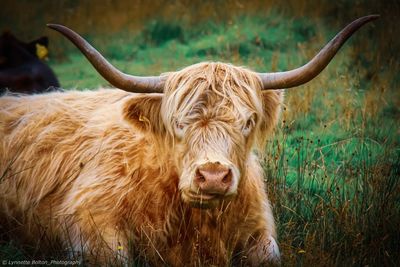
[0,15,378,266]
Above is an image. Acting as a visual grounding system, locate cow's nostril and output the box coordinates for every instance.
[222,170,232,183]
[198,174,205,183]
[195,169,206,183]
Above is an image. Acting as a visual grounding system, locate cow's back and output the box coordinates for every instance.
[0,89,132,219]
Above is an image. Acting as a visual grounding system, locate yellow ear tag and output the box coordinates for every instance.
[36,43,48,60]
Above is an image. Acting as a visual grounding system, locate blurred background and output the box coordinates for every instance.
[1,0,399,89]
[1,0,399,266]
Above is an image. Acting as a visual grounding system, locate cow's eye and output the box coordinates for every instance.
[174,120,186,137]
[242,117,254,135]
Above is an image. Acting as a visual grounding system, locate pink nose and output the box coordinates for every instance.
[194,163,232,195]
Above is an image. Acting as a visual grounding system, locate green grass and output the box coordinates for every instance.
[49,14,324,89]
[2,11,400,267]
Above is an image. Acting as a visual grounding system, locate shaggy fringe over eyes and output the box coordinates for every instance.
[161,62,267,150]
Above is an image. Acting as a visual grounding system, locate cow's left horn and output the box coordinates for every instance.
[258,15,379,90]
[47,24,164,93]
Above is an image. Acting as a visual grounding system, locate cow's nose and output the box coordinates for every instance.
[194,163,232,195]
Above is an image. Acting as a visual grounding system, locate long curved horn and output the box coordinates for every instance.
[47,24,164,93]
[259,15,379,90]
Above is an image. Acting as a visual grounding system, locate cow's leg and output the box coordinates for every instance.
[245,232,281,266]
[242,196,281,266]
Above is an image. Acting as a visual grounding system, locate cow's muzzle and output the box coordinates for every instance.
[193,162,232,195]
[181,162,237,208]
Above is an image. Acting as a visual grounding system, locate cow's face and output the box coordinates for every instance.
[123,62,283,208]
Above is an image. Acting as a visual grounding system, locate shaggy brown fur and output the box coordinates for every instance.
[0,62,283,266]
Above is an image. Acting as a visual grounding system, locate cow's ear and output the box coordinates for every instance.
[27,36,49,59]
[28,36,49,48]
[122,94,164,134]
[260,90,284,134]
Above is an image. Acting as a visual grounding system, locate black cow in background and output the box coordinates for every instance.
[0,31,60,94]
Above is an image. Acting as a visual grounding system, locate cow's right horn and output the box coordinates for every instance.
[47,24,164,93]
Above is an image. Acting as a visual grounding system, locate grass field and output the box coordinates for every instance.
[1,1,399,266]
